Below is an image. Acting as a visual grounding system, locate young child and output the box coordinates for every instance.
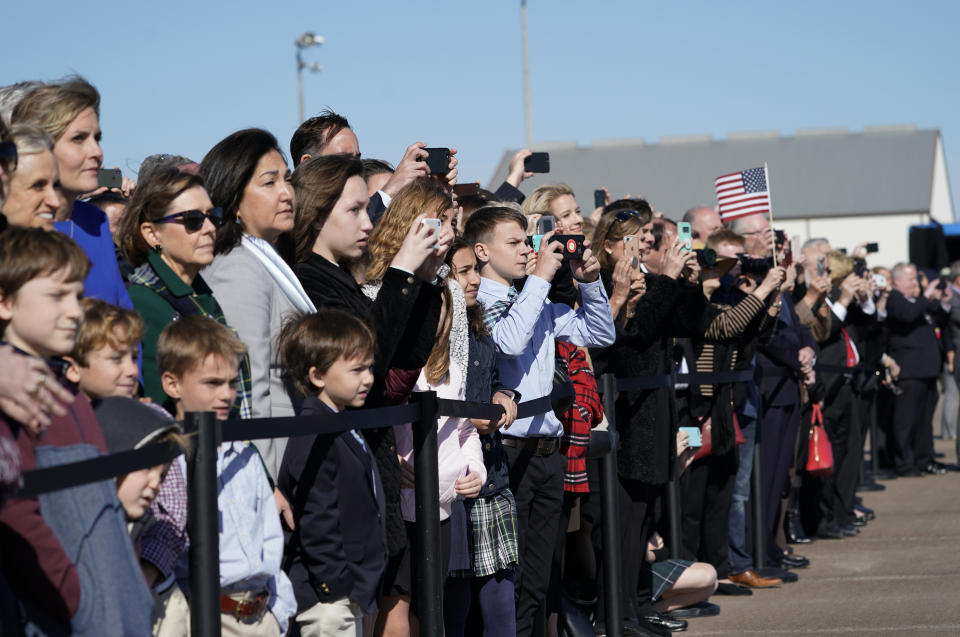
[64,297,143,400]
[463,205,616,636]
[0,227,154,636]
[276,309,385,636]
[158,315,296,636]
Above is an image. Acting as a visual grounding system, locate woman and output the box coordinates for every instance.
[0,125,64,230]
[363,187,485,634]
[200,128,309,481]
[588,199,703,628]
[11,77,132,309]
[291,157,449,633]
[117,167,251,415]
[521,183,584,234]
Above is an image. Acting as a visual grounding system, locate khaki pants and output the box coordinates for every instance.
[152,584,190,637]
[296,598,363,637]
[220,592,281,637]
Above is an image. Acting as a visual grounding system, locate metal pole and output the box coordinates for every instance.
[186,411,221,637]
[751,395,766,570]
[521,0,533,148]
[412,391,443,636]
[667,367,682,559]
[297,51,305,124]
[599,374,624,637]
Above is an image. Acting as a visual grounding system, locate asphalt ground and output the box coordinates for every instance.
[684,437,960,636]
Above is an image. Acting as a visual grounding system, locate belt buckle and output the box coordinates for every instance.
[234,594,266,621]
[537,438,553,455]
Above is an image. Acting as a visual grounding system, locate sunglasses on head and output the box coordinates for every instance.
[0,141,18,173]
[155,207,225,232]
[614,209,642,222]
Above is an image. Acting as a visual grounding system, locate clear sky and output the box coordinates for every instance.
[3,0,959,204]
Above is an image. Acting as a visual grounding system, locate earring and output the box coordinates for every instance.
[152,244,163,254]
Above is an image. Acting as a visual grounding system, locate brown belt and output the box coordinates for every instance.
[221,591,268,620]
[501,436,560,456]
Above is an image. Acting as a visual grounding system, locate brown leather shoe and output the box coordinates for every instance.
[728,570,781,588]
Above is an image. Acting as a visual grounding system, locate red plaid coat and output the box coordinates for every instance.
[556,341,604,493]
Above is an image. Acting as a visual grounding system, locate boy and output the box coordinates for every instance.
[64,297,142,400]
[276,309,385,637]
[157,315,295,635]
[463,205,616,636]
[0,227,154,635]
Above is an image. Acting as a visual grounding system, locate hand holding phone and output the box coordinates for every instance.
[677,222,693,251]
[422,148,450,176]
[524,152,550,173]
[679,426,702,448]
[98,168,122,189]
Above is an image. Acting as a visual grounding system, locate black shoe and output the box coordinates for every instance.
[775,554,810,569]
[924,462,948,475]
[850,517,867,527]
[641,612,688,632]
[897,469,924,477]
[840,524,860,536]
[857,481,885,492]
[816,523,845,539]
[666,601,720,620]
[875,469,898,480]
[715,582,752,595]
[756,565,798,582]
[594,618,667,637]
[785,510,813,544]
[934,451,945,458]
[854,503,876,520]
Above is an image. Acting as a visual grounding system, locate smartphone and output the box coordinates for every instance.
[677,222,693,251]
[679,426,702,448]
[422,148,450,176]
[98,167,122,189]
[865,242,879,254]
[551,234,586,262]
[594,189,606,209]
[623,234,641,269]
[781,236,793,267]
[816,256,826,278]
[524,152,550,173]
[531,215,556,252]
[421,218,441,232]
[872,272,887,289]
[453,183,479,197]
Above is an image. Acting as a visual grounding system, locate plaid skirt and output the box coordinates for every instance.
[458,490,520,577]
[644,558,693,601]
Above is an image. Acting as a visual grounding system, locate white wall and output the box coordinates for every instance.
[775,212,929,268]
[930,134,955,223]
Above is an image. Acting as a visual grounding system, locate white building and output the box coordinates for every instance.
[488,126,953,268]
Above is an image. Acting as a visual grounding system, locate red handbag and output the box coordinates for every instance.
[806,403,834,477]
[732,412,746,446]
[692,418,712,461]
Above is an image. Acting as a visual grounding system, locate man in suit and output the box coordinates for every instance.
[886,263,949,476]
[941,262,960,458]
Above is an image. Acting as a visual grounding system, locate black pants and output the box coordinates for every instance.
[679,449,737,578]
[819,382,862,526]
[760,403,800,561]
[618,479,661,621]
[504,446,566,637]
[892,378,937,473]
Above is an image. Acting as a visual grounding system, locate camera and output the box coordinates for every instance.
[738,254,774,279]
[853,258,868,278]
[695,247,718,268]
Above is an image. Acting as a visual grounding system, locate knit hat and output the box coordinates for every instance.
[94,396,181,454]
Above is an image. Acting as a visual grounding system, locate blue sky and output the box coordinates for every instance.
[3,0,958,201]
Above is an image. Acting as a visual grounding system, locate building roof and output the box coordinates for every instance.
[488,126,945,221]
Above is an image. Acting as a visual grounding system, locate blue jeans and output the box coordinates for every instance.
[728,414,756,575]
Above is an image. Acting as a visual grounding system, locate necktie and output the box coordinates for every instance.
[841,327,857,367]
[482,285,518,331]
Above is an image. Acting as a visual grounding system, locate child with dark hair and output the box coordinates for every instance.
[0,227,154,636]
[276,309,385,636]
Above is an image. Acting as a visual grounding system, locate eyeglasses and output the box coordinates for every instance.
[0,141,18,173]
[613,209,642,222]
[155,207,225,232]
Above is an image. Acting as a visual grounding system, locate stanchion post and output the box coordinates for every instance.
[412,391,443,636]
[599,374,624,637]
[666,367,682,559]
[185,411,221,636]
[751,393,766,570]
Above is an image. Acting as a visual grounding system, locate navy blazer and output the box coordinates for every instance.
[278,398,386,614]
[886,289,944,380]
[757,293,818,407]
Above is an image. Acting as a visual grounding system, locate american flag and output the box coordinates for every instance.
[714,166,770,221]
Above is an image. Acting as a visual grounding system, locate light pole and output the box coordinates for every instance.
[296,32,324,124]
[521,0,532,148]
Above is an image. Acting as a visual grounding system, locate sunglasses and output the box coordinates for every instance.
[155,207,225,232]
[613,209,642,222]
[0,141,17,173]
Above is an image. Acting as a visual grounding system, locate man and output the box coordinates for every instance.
[682,206,722,241]
[886,263,949,476]
[941,261,960,454]
[646,218,677,274]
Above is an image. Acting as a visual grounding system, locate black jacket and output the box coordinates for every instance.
[757,293,817,407]
[886,289,945,380]
[279,398,386,614]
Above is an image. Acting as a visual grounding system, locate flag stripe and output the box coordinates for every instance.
[714,166,770,221]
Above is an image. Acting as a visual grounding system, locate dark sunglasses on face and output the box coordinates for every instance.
[155,207,225,232]
[0,141,18,173]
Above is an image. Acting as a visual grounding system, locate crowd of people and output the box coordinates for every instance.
[0,75,956,637]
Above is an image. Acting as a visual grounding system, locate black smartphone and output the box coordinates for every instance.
[422,148,450,176]
[524,152,550,173]
[453,183,479,197]
[594,189,605,209]
[551,234,586,262]
[98,167,122,189]
[865,242,879,254]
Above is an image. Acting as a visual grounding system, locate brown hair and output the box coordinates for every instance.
[71,298,144,365]
[156,315,246,379]
[291,154,364,263]
[11,76,100,141]
[445,236,489,339]
[118,167,205,267]
[591,209,646,271]
[422,284,454,386]
[0,227,91,329]
[705,228,745,251]
[462,203,528,246]
[365,178,452,283]
[277,309,375,398]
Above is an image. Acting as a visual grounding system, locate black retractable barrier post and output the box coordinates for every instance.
[666,367,682,559]
[751,397,766,570]
[186,411,221,637]
[599,374,624,637]
[412,391,443,636]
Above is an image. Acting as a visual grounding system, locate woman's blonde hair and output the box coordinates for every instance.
[828,250,853,286]
[364,178,452,283]
[11,76,100,141]
[522,183,575,217]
